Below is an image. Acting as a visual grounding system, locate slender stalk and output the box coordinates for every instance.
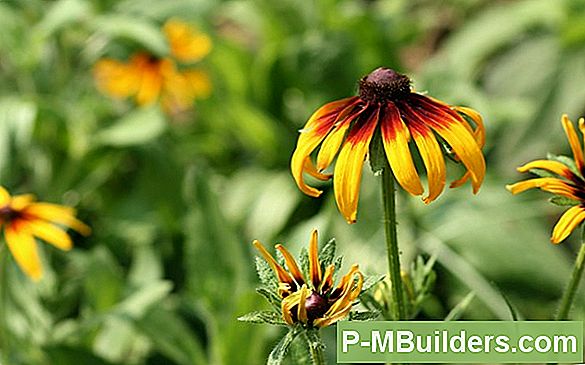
[381,166,407,320]
[306,329,326,365]
[308,342,325,365]
[555,229,585,320]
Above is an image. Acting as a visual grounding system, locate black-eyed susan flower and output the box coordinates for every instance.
[251,230,363,328]
[291,67,486,223]
[94,19,211,114]
[0,186,90,280]
[507,114,585,244]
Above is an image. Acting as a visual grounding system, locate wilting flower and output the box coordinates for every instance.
[0,186,90,280]
[252,230,363,327]
[507,114,585,244]
[291,67,485,223]
[94,19,211,114]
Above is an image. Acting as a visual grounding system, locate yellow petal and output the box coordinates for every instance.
[134,56,164,105]
[303,158,331,181]
[164,19,212,63]
[281,292,298,325]
[10,194,35,211]
[308,229,322,288]
[275,244,305,285]
[26,219,72,251]
[409,123,446,203]
[297,285,310,324]
[290,97,358,197]
[23,203,91,236]
[252,240,294,286]
[333,109,378,224]
[0,186,11,206]
[505,177,579,200]
[453,106,485,148]
[93,58,140,99]
[316,107,365,171]
[313,302,353,327]
[5,222,42,281]
[517,160,575,180]
[382,103,424,196]
[183,69,212,99]
[551,205,585,244]
[562,114,585,173]
[319,264,335,293]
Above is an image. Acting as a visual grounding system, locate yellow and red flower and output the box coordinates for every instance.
[291,68,485,223]
[94,19,211,114]
[253,230,363,327]
[0,186,90,280]
[507,115,585,243]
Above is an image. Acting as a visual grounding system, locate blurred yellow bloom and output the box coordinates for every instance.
[253,230,363,328]
[291,68,485,223]
[94,19,211,114]
[507,114,585,243]
[0,186,90,281]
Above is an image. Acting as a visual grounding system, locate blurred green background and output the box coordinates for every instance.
[0,0,584,364]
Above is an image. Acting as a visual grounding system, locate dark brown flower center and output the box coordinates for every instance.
[305,292,329,321]
[358,67,411,104]
[0,206,19,222]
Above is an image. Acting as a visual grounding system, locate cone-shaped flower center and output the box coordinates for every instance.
[358,67,411,104]
[305,292,329,321]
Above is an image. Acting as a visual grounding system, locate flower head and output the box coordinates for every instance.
[507,114,585,244]
[0,186,90,280]
[94,19,211,114]
[291,67,486,223]
[252,230,363,328]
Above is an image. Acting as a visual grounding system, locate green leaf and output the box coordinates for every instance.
[94,106,166,147]
[527,168,557,178]
[34,0,91,37]
[91,15,169,56]
[256,256,277,288]
[444,292,476,322]
[237,311,287,326]
[44,346,115,365]
[547,153,581,177]
[113,281,173,319]
[267,329,299,365]
[349,310,380,321]
[550,196,580,207]
[368,130,386,175]
[361,275,385,295]
[304,329,326,364]
[256,286,282,310]
[298,247,309,282]
[319,238,336,268]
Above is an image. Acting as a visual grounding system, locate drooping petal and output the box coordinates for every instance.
[505,177,580,200]
[252,240,294,286]
[183,69,212,99]
[407,120,446,203]
[452,106,485,148]
[160,61,196,113]
[10,194,35,210]
[551,205,585,244]
[133,55,164,105]
[303,158,331,181]
[164,19,212,63]
[313,302,353,328]
[4,221,42,281]
[562,114,585,173]
[516,160,576,181]
[308,229,322,288]
[276,244,305,285]
[333,108,379,224]
[26,219,72,251]
[290,97,359,197]
[281,291,300,325]
[405,96,485,193]
[381,103,424,196]
[322,264,363,319]
[23,203,91,235]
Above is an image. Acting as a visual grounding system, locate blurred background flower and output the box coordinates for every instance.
[0,0,584,364]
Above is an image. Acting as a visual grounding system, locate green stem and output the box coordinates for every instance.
[306,329,326,365]
[381,166,407,320]
[555,230,585,320]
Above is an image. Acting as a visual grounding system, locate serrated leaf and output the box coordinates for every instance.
[550,196,580,206]
[256,286,282,310]
[349,310,381,321]
[299,247,309,282]
[267,330,299,365]
[256,257,276,288]
[319,238,336,268]
[94,106,166,147]
[361,275,385,295]
[237,311,286,326]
